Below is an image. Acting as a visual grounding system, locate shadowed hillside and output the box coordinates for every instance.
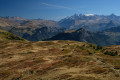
[48,27,120,46]
[48,28,109,46]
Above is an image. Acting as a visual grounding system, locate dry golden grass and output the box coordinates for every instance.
[0,40,120,80]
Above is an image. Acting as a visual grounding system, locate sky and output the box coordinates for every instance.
[0,0,120,21]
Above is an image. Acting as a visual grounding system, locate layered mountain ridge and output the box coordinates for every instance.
[0,17,65,41]
[58,14,120,31]
[48,26,120,46]
[1,14,120,46]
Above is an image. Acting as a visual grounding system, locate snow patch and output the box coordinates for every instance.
[85,14,95,16]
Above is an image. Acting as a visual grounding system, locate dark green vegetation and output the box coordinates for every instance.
[0,30,120,80]
[104,51,118,56]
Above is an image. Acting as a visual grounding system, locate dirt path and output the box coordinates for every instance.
[93,54,120,76]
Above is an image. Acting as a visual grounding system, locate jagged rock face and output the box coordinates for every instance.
[58,14,120,31]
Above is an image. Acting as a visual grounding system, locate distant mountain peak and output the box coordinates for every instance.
[84,14,95,16]
[110,13,117,17]
[76,27,88,32]
[4,16,25,20]
[58,13,120,31]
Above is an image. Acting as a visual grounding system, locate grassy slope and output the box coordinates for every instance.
[0,29,25,41]
[0,40,120,80]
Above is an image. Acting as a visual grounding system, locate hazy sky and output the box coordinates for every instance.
[0,0,120,20]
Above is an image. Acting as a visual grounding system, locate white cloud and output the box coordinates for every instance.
[41,2,93,13]
[41,3,73,10]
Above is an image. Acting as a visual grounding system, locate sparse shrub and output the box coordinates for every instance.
[68,55,72,57]
[82,44,85,47]
[34,57,44,63]
[93,46,96,49]
[89,44,93,47]
[104,51,118,56]
[96,45,102,50]
[76,45,84,50]
[114,65,120,69]
[114,51,118,56]
[88,51,93,55]
[60,49,71,54]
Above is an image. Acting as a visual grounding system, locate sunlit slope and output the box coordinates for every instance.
[0,29,25,41]
[0,40,120,80]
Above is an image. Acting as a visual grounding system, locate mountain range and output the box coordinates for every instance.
[0,17,64,41]
[58,14,120,31]
[1,14,120,46]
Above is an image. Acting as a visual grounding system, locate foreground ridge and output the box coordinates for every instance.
[0,39,120,80]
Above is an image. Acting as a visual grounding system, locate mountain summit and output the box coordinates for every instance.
[58,14,120,31]
[85,14,95,16]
